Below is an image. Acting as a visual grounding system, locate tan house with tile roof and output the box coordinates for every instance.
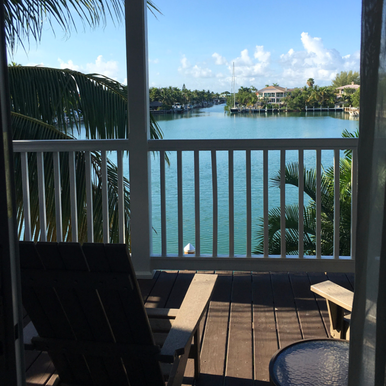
[336,82,360,95]
[256,86,295,104]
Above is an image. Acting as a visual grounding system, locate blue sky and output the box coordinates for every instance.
[10,0,362,93]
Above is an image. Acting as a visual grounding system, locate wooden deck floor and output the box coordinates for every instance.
[24,271,354,385]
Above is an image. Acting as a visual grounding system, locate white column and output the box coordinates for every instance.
[125,0,152,277]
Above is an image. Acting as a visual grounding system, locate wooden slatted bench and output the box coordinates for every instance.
[311,280,353,340]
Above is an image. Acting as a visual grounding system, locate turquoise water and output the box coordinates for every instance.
[151,105,359,255]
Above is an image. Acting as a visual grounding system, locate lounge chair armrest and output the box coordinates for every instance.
[159,274,217,363]
[311,280,353,340]
[311,280,353,312]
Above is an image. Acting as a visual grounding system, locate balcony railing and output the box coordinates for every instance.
[13,137,358,273]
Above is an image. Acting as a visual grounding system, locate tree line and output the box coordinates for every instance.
[225,71,360,111]
[149,85,220,109]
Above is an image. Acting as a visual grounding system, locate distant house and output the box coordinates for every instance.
[336,82,360,95]
[256,86,294,104]
[149,101,163,110]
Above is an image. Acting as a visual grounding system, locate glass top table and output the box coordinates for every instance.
[269,339,349,386]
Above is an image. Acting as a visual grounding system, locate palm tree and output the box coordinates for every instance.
[254,130,357,256]
[307,78,315,88]
[10,66,164,243]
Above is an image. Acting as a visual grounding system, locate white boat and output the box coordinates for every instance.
[349,110,359,117]
[172,102,184,113]
[184,243,195,254]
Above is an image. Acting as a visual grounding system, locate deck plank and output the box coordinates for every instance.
[290,272,328,339]
[225,272,253,386]
[252,272,277,384]
[26,352,55,386]
[145,271,178,308]
[198,272,232,386]
[271,272,302,348]
[307,272,330,334]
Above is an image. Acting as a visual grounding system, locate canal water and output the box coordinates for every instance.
[151,105,359,256]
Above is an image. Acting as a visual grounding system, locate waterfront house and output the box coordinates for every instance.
[150,101,163,110]
[336,81,360,95]
[256,85,294,104]
[1,0,386,385]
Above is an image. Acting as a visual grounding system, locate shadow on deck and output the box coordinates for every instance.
[24,271,354,385]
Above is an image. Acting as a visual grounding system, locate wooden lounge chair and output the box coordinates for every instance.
[20,241,217,386]
[311,280,353,340]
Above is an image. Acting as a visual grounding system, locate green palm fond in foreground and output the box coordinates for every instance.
[254,130,356,256]
[10,66,164,244]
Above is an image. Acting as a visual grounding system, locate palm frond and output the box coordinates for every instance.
[5,0,161,53]
[9,66,164,141]
[253,204,317,255]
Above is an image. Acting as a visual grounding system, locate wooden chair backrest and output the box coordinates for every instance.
[20,241,165,386]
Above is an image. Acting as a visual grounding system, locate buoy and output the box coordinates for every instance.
[184,243,195,254]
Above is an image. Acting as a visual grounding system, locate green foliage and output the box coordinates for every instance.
[351,87,360,107]
[149,86,218,105]
[282,85,336,110]
[5,0,160,53]
[282,88,307,110]
[10,66,164,245]
[254,131,358,256]
[225,86,258,109]
[332,71,360,88]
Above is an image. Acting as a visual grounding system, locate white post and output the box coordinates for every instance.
[125,0,152,277]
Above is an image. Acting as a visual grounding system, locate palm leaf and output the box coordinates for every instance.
[5,0,160,53]
[9,66,164,140]
[254,204,316,255]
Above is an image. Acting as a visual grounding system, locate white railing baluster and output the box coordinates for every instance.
[101,150,109,243]
[69,151,78,242]
[21,153,31,241]
[117,150,125,243]
[85,151,94,242]
[194,150,200,256]
[36,152,47,242]
[316,149,322,258]
[160,151,167,256]
[333,149,340,259]
[53,152,62,242]
[280,149,286,258]
[177,150,183,256]
[263,149,269,257]
[351,147,358,260]
[229,150,234,257]
[246,150,252,257]
[211,150,218,257]
[298,150,304,258]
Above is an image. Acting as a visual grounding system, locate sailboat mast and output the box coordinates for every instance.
[232,63,236,108]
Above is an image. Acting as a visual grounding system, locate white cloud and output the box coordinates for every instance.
[86,55,119,80]
[212,53,228,65]
[58,59,80,71]
[279,32,360,86]
[229,46,271,82]
[180,55,190,69]
[149,58,159,64]
[178,55,213,78]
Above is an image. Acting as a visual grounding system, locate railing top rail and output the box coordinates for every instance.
[13,137,359,153]
[148,138,358,151]
[13,139,130,153]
